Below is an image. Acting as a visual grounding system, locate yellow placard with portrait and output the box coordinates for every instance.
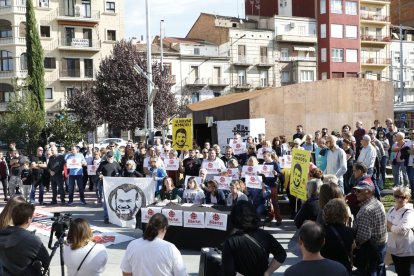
[172,118,193,150]
[289,148,311,201]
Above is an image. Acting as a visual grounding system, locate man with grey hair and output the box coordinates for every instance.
[357,135,377,179]
[324,135,347,193]
[367,129,385,189]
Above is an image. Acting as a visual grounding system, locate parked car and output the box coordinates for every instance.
[98,138,128,149]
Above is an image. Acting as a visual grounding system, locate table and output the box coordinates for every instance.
[141,203,233,249]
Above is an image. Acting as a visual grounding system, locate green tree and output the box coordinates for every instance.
[26,0,45,114]
[44,110,86,147]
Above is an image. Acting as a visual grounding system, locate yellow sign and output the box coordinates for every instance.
[289,148,311,201]
[172,118,193,150]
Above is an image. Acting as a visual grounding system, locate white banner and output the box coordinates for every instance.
[103,177,155,228]
[161,209,183,226]
[163,158,179,171]
[256,164,274,177]
[213,176,231,190]
[87,165,97,175]
[229,138,246,155]
[205,212,228,231]
[216,118,265,150]
[226,168,240,180]
[66,156,83,169]
[245,175,262,189]
[141,206,163,223]
[279,155,292,169]
[183,211,205,228]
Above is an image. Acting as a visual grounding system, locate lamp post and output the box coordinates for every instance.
[145,0,154,143]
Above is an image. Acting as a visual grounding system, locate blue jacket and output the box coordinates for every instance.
[205,189,226,205]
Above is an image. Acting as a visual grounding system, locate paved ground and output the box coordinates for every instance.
[0,188,407,275]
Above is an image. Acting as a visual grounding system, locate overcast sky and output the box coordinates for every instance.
[123,0,245,40]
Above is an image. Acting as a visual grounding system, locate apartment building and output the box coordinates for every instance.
[0,0,124,117]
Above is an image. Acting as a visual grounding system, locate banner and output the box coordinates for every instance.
[289,149,311,201]
[216,118,265,149]
[103,177,155,228]
[161,209,183,226]
[279,155,292,169]
[256,164,274,177]
[183,211,205,228]
[205,212,228,231]
[87,165,97,175]
[228,138,246,155]
[315,148,327,171]
[213,176,232,190]
[245,175,262,189]
[226,168,240,180]
[163,158,179,171]
[172,118,193,150]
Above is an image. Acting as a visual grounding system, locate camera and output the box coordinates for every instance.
[48,212,72,249]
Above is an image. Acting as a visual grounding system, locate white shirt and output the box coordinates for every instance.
[386,203,414,257]
[183,189,205,204]
[405,140,414,166]
[324,146,347,181]
[357,144,377,169]
[63,242,108,276]
[120,237,187,276]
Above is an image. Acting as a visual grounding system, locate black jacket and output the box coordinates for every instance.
[0,226,50,275]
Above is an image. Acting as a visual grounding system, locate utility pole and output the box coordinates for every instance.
[399,0,404,103]
[145,0,154,143]
[160,20,164,71]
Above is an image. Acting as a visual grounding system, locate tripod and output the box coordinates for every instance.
[44,232,66,276]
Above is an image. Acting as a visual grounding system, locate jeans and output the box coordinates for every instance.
[391,254,412,276]
[68,175,85,203]
[407,166,414,192]
[51,175,65,203]
[96,179,103,200]
[355,242,386,276]
[8,176,21,198]
[0,177,8,199]
[30,178,44,203]
[392,162,409,187]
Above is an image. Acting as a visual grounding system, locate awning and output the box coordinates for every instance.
[293,46,315,52]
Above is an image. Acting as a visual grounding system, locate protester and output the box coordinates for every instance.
[156,177,180,202]
[20,161,32,202]
[226,180,248,206]
[0,196,25,228]
[30,147,47,205]
[120,213,187,275]
[262,152,282,226]
[9,150,23,197]
[182,176,205,204]
[324,134,347,193]
[386,186,414,276]
[294,179,322,229]
[0,151,8,201]
[391,132,408,187]
[221,201,286,276]
[64,218,107,276]
[285,221,348,276]
[122,160,143,177]
[48,145,66,205]
[65,146,88,205]
[205,180,226,205]
[316,181,344,225]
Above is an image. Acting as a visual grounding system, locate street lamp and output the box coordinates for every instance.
[145,0,154,142]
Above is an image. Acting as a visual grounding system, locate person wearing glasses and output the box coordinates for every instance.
[352,178,386,276]
[386,186,414,276]
[108,142,121,163]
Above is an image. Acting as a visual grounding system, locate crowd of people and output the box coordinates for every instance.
[0,117,413,275]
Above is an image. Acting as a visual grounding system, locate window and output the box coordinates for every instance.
[0,24,11,38]
[331,0,343,14]
[281,71,290,83]
[320,24,326,38]
[346,49,358,63]
[332,48,344,62]
[0,0,11,7]
[84,59,93,78]
[66,87,75,99]
[190,66,199,80]
[0,50,13,71]
[237,45,246,61]
[345,25,357,38]
[106,30,116,41]
[260,70,268,87]
[321,72,327,80]
[332,72,344,78]
[193,48,200,55]
[409,52,414,63]
[260,46,267,59]
[331,24,343,38]
[19,22,26,37]
[44,57,56,69]
[38,0,48,7]
[345,1,357,15]
[394,51,400,63]
[45,88,52,99]
[62,58,80,77]
[105,1,115,12]
[20,53,27,70]
[320,0,326,14]
[64,0,75,16]
[281,48,289,60]
[40,26,50,38]
[300,70,314,82]
[237,69,246,85]
[321,48,327,62]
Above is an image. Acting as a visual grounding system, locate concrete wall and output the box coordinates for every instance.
[249,78,393,140]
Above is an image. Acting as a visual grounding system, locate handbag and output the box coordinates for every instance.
[328,225,353,267]
[74,243,97,276]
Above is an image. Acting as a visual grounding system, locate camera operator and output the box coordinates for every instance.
[0,202,50,275]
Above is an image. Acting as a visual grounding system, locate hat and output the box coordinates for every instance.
[106,151,114,157]
[353,180,375,191]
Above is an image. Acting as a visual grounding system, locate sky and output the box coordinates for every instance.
[123,0,245,40]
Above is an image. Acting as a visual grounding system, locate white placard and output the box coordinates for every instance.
[279,155,292,169]
[205,212,228,231]
[141,206,163,223]
[184,175,202,189]
[201,160,220,175]
[256,164,274,177]
[213,176,232,190]
[161,209,183,226]
[183,211,205,228]
[87,165,97,175]
[66,156,83,169]
[257,147,273,159]
[226,168,240,180]
[103,177,156,228]
[216,118,265,149]
[163,158,179,171]
[229,138,246,155]
[242,165,257,177]
[245,175,262,189]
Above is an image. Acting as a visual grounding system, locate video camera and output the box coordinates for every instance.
[48,212,72,249]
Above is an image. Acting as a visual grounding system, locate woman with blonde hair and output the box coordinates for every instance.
[64,218,108,276]
[0,196,25,229]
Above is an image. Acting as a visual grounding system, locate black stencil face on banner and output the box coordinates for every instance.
[232,124,250,137]
[108,183,146,221]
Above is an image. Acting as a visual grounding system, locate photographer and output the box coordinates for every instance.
[0,202,50,275]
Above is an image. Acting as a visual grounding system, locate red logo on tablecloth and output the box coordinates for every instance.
[208,163,213,168]
[248,166,253,173]
[148,209,154,216]
[220,177,225,183]
[168,210,175,218]
[190,212,197,220]
[213,213,220,221]
[250,176,256,182]
[169,159,174,164]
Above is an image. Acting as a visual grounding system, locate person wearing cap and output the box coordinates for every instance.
[352,174,387,276]
[323,135,347,193]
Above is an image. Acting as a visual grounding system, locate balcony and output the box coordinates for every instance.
[59,69,83,81]
[360,34,390,45]
[234,82,252,91]
[276,34,317,43]
[0,5,25,15]
[58,38,101,51]
[232,55,253,66]
[256,56,273,67]
[166,74,176,85]
[0,70,27,79]
[0,37,26,46]
[280,56,317,62]
[360,11,390,23]
[207,78,229,87]
[184,77,207,87]
[361,57,391,67]
[360,0,390,5]
[57,8,100,24]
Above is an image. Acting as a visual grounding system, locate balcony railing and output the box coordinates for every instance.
[360,11,389,22]
[208,78,229,86]
[256,56,273,66]
[280,56,317,62]
[233,55,253,65]
[59,38,101,49]
[360,34,391,42]
[57,8,100,21]
[60,69,81,78]
[184,77,207,86]
[0,37,26,45]
[0,5,25,15]
[361,57,391,64]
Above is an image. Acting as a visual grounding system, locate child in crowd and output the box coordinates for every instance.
[20,161,32,202]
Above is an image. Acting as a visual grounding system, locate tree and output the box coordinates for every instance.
[67,40,179,138]
[26,0,45,114]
